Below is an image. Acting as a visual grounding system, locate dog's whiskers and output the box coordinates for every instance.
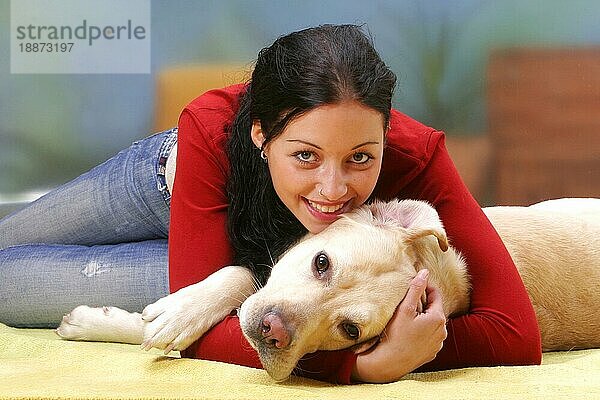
[249,272,265,291]
[292,352,326,378]
[256,262,274,271]
[291,361,323,378]
[221,293,247,305]
[239,337,258,353]
[263,239,276,270]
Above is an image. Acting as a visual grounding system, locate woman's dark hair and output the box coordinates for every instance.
[226,24,397,285]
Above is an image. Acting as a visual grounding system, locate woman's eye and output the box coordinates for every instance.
[351,152,372,164]
[342,323,360,340]
[313,251,330,275]
[295,151,315,163]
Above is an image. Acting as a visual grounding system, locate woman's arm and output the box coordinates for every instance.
[412,133,541,371]
[169,107,235,292]
[353,132,541,382]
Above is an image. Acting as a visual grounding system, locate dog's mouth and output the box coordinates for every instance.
[254,345,300,382]
[240,317,301,381]
[239,300,312,381]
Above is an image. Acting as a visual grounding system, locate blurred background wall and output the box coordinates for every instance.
[1,0,599,210]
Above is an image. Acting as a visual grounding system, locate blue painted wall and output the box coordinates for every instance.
[1,0,599,193]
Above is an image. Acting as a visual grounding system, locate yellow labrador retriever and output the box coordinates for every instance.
[57,198,600,381]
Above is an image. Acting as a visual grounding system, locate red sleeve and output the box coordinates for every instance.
[402,132,542,371]
[171,105,264,370]
[168,108,234,291]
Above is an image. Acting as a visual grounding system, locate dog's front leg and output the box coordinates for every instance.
[141,265,255,354]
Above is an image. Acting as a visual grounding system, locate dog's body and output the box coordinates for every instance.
[57,198,600,381]
[484,200,600,350]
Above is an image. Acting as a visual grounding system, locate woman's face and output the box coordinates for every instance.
[252,100,386,234]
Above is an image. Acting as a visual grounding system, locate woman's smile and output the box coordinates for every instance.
[304,198,352,221]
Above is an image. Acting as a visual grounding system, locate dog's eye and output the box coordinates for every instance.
[342,323,360,340]
[313,252,330,276]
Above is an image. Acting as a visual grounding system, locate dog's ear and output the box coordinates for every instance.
[406,228,449,252]
[368,199,449,252]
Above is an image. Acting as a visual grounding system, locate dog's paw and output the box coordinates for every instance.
[141,289,223,354]
[56,305,109,340]
[141,295,199,353]
[140,295,170,323]
[56,305,143,344]
[140,268,252,354]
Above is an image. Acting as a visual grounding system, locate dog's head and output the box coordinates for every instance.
[238,199,449,381]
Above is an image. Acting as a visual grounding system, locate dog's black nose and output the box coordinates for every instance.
[261,312,290,349]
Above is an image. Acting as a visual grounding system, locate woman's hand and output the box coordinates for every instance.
[351,269,448,383]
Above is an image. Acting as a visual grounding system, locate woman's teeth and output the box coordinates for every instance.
[308,200,344,213]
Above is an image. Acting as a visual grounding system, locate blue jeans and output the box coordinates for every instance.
[0,129,178,328]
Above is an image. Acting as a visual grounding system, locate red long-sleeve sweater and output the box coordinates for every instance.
[168,84,542,384]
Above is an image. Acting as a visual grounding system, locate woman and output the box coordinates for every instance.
[0,24,541,384]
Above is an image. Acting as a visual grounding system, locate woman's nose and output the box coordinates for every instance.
[318,166,348,201]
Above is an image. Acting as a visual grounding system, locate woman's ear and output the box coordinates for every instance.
[250,120,265,150]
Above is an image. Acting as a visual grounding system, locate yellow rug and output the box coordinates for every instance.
[0,323,598,399]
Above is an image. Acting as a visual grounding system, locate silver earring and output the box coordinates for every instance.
[260,150,268,162]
